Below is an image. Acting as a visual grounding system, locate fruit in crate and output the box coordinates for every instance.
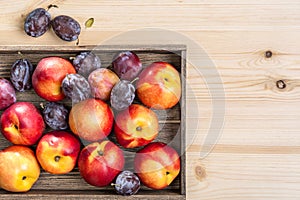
[134,142,180,190]
[69,98,114,141]
[36,131,81,175]
[32,56,76,101]
[114,170,140,196]
[136,62,181,109]
[110,79,135,111]
[24,8,51,37]
[72,51,101,77]
[0,145,40,192]
[42,102,69,130]
[61,73,91,104]
[78,140,125,187]
[88,68,120,101]
[51,15,81,42]
[112,51,143,81]
[0,78,16,110]
[114,104,159,148]
[10,58,34,92]
[1,102,45,145]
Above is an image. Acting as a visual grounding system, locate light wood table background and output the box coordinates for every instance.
[1,0,300,199]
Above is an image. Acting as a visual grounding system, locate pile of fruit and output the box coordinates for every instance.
[0,49,182,195]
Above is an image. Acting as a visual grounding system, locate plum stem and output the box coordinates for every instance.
[131,77,139,84]
[17,51,24,59]
[47,4,58,11]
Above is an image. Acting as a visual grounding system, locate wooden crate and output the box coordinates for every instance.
[0,45,186,199]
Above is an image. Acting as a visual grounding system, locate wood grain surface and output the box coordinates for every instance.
[0,0,299,199]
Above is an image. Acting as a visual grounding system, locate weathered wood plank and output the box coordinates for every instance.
[0,190,184,200]
[31,171,181,191]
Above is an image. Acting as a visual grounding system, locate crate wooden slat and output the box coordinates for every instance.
[0,190,184,200]
[0,45,186,199]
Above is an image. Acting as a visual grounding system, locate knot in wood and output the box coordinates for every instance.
[276,80,286,89]
[265,50,272,58]
[195,165,206,181]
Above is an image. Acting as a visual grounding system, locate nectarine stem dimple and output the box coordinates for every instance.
[97,150,104,156]
[136,126,142,131]
[164,78,169,82]
[22,176,27,180]
[166,171,170,175]
[54,156,61,162]
[13,124,18,130]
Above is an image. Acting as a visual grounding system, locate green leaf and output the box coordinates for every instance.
[85,18,94,28]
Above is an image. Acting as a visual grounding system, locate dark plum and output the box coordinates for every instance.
[72,51,101,77]
[114,171,140,196]
[24,8,51,37]
[112,51,142,81]
[51,15,81,41]
[10,59,34,92]
[110,80,135,111]
[0,78,16,110]
[42,102,69,130]
[61,74,91,104]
